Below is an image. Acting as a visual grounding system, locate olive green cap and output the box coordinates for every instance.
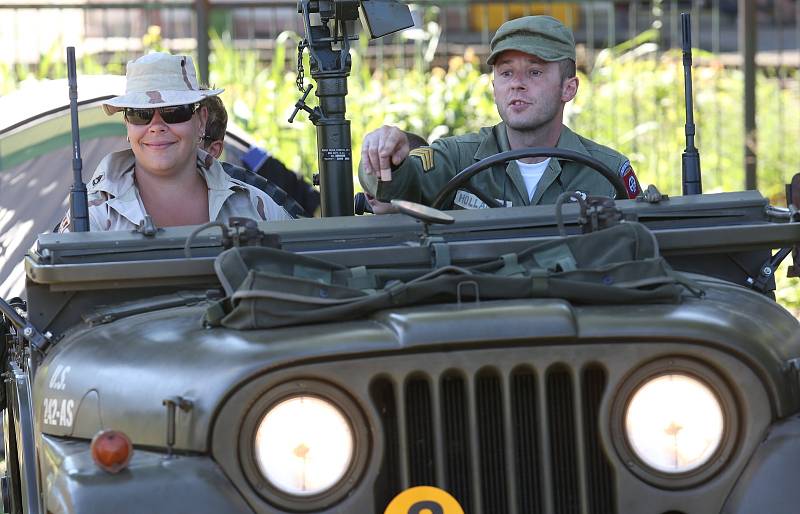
[487,15,576,65]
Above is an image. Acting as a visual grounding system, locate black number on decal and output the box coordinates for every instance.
[408,500,444,514]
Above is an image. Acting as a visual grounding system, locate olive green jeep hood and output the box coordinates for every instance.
[33,276,800,452]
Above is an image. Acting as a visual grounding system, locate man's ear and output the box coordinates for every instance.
[207,140,224,159]
[561,75,579,103]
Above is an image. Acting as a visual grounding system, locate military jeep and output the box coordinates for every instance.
[2,174,800,514]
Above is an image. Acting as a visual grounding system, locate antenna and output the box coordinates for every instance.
[681,13,702,195]
[67,47,89,232]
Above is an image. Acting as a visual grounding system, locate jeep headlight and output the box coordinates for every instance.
[254,396,354,496]
[624,373,724,473]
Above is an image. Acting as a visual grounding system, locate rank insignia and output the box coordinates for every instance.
[409,147,435,173]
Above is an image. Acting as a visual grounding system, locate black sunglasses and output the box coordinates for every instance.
[123,103,199,126]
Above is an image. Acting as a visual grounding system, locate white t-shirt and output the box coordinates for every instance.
[517,158,551,201]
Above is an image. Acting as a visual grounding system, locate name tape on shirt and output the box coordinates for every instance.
[409,147,435,172]
[454,189,511,209]
[618,160,641,199]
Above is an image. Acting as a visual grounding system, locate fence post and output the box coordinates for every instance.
[196,0,210,85]
[739,0,757,190]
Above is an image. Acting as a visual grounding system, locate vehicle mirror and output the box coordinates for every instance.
[390,199,454,225]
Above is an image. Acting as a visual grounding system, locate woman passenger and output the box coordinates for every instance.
[58,52,291,232]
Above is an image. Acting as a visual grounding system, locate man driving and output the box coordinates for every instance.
[359,15,641,210]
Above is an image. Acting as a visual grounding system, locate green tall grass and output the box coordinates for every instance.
[205,31,800,204]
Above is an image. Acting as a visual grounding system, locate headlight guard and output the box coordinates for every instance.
[610,357,740,489]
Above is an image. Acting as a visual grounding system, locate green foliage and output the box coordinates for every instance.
[208,30,318,175]
[207,31,499,184]
[142,25,166,53]
[573,47,800,202]
[205,33,800,205]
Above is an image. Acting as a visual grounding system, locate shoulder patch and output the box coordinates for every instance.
[91,174,104,187]
[618,160,641,199]
[409,147,435,173]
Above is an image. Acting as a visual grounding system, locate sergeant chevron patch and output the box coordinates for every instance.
[409,147,435,172]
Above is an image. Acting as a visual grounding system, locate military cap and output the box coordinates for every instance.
[487,15,576,65]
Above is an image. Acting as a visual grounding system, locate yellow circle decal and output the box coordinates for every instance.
[383,486,464,514]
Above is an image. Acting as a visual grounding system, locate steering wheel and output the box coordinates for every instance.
[430,148,629,210]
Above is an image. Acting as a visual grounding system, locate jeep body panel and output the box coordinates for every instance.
[34,275,800,450]
[39,435,254,514]
[2,188,799,514]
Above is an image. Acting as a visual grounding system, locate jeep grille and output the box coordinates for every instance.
[370,364,614,514]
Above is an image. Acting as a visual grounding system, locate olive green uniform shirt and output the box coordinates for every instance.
[363,123,635,209]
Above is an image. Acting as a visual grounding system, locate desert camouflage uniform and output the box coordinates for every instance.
[58,148,291,232]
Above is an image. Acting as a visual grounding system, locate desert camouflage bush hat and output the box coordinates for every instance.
[487,15,576,65]
[102,52,223,115]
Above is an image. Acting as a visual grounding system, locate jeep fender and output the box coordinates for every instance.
[723,414,800,514]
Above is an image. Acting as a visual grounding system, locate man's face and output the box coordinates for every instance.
[492,50,576,132]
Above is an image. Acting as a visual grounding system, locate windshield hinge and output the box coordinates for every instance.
[134,215,160,237]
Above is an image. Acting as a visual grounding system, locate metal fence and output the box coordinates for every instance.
[4,2,798,64]
[2,0,799,193]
